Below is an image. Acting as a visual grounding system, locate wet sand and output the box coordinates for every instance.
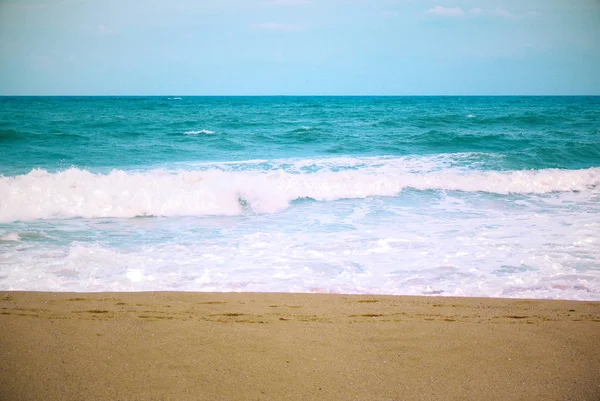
[1,292,599,400]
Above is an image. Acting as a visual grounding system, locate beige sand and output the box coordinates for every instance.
[1,292,599,400]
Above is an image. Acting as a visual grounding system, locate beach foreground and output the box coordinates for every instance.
[1,292,598,400]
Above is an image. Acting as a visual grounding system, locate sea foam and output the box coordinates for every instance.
[0,233,20,241]
[184,129,214,135]
[1,165,598,222]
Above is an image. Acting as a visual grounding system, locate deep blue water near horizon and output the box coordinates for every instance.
[1,96,599,299]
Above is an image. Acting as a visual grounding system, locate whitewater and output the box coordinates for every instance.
[2,163,599,221]
[1,96,599,299]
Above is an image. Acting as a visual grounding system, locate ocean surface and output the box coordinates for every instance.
[1,96,599,300]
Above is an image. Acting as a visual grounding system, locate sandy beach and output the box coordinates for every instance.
[1,292,599,400]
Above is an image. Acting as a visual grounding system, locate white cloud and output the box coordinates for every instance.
[253,23,305,32]
[427,5,465,17]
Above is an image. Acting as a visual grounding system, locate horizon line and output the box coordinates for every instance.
[1,94,599,97]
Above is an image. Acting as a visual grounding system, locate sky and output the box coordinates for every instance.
[0,0,599,95]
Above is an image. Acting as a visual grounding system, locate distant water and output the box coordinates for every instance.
[1,96,599,300]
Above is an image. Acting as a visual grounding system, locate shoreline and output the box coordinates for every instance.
[1,291,599,400]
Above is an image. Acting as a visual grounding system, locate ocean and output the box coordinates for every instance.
[1,96,599,300]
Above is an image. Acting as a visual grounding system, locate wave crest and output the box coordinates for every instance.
[0,166,598,222]
[184,129,214,135]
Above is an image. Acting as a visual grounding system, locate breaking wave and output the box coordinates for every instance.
[1,163,598,222]
[184,129,214,135]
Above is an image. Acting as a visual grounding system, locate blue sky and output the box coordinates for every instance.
[0,0,599,95]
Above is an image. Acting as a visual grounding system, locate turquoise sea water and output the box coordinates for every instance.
[1,96,599,299]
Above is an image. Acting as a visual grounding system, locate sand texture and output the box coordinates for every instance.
[1,292,599,400]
